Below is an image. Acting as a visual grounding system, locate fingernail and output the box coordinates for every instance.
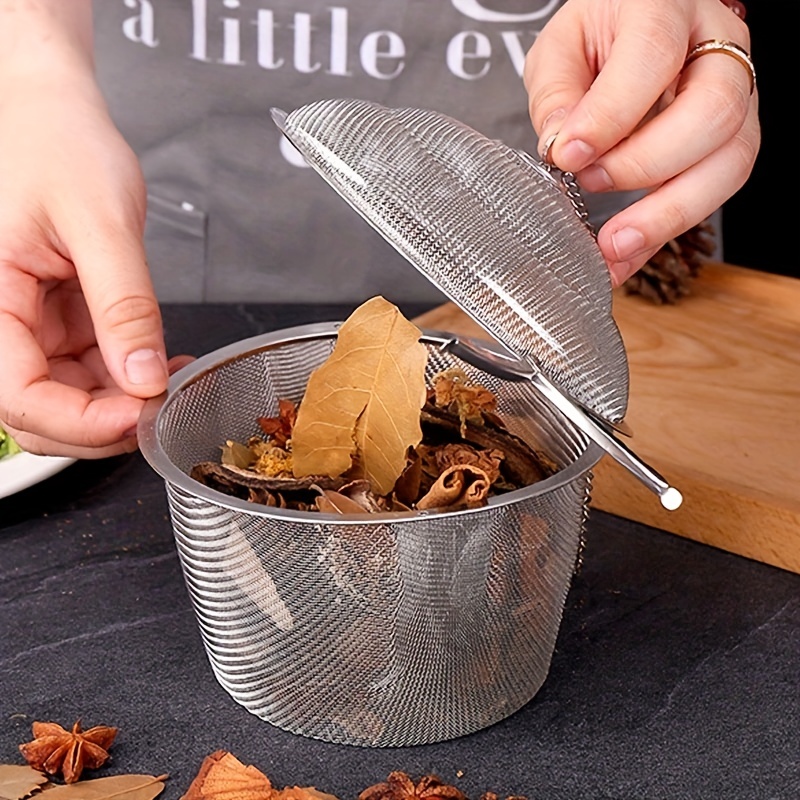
[122,436,141,454]
[125,348,167,386]
[608,261,637,288]
[579,164,614,192]
[611,227,647,261]
[560,139,595,172]
[538,109,567,158]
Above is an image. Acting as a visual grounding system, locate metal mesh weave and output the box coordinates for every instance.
[276,99,629,421]
[140,324,599,746]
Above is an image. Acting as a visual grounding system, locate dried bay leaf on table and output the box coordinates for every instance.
[35,773,168,799]
[0,763,48,800]
[292,296,428,496]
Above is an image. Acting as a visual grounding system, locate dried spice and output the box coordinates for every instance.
[181,751,338,800]
[19,720,117,784]
[291,296,428,495]
[258,398,297,448]
[359,771,467,800]
[181,750,273,799]
[37,773,168,799]
[190,298,557,513]
[416,464,492,510]
[0,763,48,800]
[432,368,499,437]
[420,402,556,489]
[477,794,528,800]
[192,387,555,513]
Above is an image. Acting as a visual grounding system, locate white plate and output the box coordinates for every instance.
[0,451,76,500]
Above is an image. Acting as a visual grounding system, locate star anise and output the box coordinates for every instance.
[19,720,118,783]
[257,398,297,447]
[358,771,467,800]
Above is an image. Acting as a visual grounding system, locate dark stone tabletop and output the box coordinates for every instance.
[1,304,798,800]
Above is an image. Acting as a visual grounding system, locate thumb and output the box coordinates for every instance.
[523,2,590,160]
[72,228,168,399]
[526,0,691,173]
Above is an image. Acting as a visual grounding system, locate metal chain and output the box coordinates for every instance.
[541,159,596,237]
[559,169,595,235]
[514,143,595,236]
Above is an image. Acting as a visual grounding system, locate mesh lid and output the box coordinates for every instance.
[273,98,629,422]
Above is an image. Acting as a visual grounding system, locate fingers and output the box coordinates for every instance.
[525,0,752,173]
[0,310,146,446]
[598,100,760,286]
[575,22,754,194]
[0,349,195,459]
[524,0,759,287]
[523,1,598,156]
[577,79,754,195]
[0,419,140,460]
[526,0,694,170]
[168,354,197,374]
[0,313,195,458]
[65,212,170,404]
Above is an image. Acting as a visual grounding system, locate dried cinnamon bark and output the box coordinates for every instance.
[416,464,492,511]
[420,402,556,487]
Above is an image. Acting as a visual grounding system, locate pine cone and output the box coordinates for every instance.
[622,219,716,303]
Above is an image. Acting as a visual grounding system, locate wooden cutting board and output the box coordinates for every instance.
[413,262,800,574]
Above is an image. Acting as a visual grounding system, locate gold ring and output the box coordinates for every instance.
[685,39,756,95]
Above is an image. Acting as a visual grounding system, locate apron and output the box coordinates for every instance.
[92,0,650,303]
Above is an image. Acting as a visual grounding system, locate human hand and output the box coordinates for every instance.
[0,72,188,459]
[524,0,760,286]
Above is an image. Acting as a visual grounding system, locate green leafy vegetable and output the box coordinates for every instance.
[0,424,22,459]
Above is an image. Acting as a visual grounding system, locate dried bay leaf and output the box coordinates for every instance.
[221,440,255,470]
[37,773,168,799]
[0,763,48,800]
[292,297,428,495]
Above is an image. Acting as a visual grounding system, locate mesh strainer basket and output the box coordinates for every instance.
[139,324,602,746]
[139,99,643,746]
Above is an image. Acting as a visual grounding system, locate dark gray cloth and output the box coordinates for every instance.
[1,303,797,800]
[92,1,658,304]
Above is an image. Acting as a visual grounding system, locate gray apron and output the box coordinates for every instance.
[92,1,660,303]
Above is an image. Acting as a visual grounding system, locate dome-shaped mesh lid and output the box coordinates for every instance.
[273,98,629,422]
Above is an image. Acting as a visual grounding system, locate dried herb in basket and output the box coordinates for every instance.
[190,297,556,513]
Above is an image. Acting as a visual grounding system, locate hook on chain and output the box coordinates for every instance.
[538,133,594,235]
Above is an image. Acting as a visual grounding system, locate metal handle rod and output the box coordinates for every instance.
[444,336,682,510]
[527,370,682,510]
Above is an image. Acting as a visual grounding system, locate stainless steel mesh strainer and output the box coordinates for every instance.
[272,99,681,510]
[139,100,678,746]
[139,325,601,746]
